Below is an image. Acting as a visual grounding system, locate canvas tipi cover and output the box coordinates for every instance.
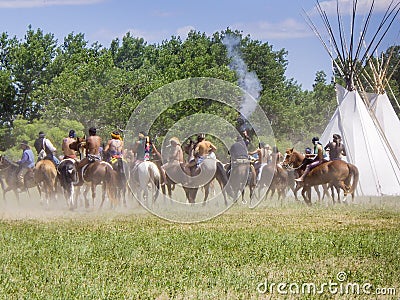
[321,84,400,196]
[367,92,400,159]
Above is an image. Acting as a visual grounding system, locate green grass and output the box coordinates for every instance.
[0,204,399,299]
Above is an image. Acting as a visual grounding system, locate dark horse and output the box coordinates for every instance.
[283,148,359,205]
[110,157,129,207]
[57,158,79,210]
[0,155,37,202]
[226,160,256,204]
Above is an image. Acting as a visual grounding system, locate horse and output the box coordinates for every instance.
[257,153,289,203]
[80,160,119,209]
[226,160,256,204]
[283,148,359,205]
[0,155,38,202]
[179,141,229,205]
[130,160,161,205]
[34,159,57,206]
[110,157,129,207]
[69,138,119,209]
[57,158,79,210]
[283,149,339,203]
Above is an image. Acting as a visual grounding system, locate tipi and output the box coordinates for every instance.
[305,0,400,196]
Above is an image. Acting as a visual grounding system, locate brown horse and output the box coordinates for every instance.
[283,148,359,205]
[34,159,57,206]
[69,138,119,209]
[0,155,38,202]
[80,160,119,209]
[182,140,229,205]
[257,154,288,203]
[283,152,330,202]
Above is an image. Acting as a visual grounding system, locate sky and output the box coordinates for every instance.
[0,0,399,90]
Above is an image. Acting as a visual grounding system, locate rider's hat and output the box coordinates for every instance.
[333,133,341,140]
[111,131,122,140]
[169,137,180,145]
[20,140,29,146]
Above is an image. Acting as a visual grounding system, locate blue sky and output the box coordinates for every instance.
[0,0,398,90]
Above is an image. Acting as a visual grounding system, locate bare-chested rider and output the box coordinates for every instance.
[194,134,217,166]
[62,129,78,160]
[76,127,102,184]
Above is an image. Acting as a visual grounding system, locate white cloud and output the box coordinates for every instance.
[175,25,195,39]
[232,19,314,40]
[91,28,169,45]
[0,0,105,8]
[310,0,399,15]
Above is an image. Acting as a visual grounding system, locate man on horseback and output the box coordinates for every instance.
[249,142,271,182]
[325,133,346,161]
[76,127,102,184]
[104,131,124,162]
[16,140,35,190]
[34,131,60,166]
[62,129,78,160]
[132,132,160,163]
[194,134,217,166]
[160,137,184,184]
[295,137,326,182]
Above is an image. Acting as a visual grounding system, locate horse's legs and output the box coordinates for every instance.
[314,186,321,202]
[301,186,312,205]
[293,183,301,201]
[99,182,106,209]
[83,185,90,208]
[202,183,210,205]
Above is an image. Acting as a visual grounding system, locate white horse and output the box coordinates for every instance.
[130,161,161,206]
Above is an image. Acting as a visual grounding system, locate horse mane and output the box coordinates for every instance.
[1,155,19,167]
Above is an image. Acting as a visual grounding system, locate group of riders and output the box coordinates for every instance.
[13,125,347,192]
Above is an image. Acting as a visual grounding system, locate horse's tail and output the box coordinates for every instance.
[105,164,119,207]
[148,162,160,201]
[347,163,359,195]
[216,161,228,187]
[36,162,56,193]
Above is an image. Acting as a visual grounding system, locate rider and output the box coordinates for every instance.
[61,129,78,160]
[132,132,161,164]
[325,133,346,160]
[34,131,60,166]
[226,136,249,176]
[295,136,326,182]
[194,134,217,167]
[248,142,272,181]
[104,130,124,162]
[16,140,35,190]
[76,127,102,184]
[160,137,184,184]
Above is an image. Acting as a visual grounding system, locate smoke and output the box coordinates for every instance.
[222,34,262,118]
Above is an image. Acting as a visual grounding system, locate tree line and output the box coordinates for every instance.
[1,26,399,159]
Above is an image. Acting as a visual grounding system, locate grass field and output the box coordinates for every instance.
[0,192,400,299]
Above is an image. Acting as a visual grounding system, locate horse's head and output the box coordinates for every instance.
[282,148,303,169]
[69,137,86,151]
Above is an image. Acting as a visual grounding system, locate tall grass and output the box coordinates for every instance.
[0,205,399,299]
